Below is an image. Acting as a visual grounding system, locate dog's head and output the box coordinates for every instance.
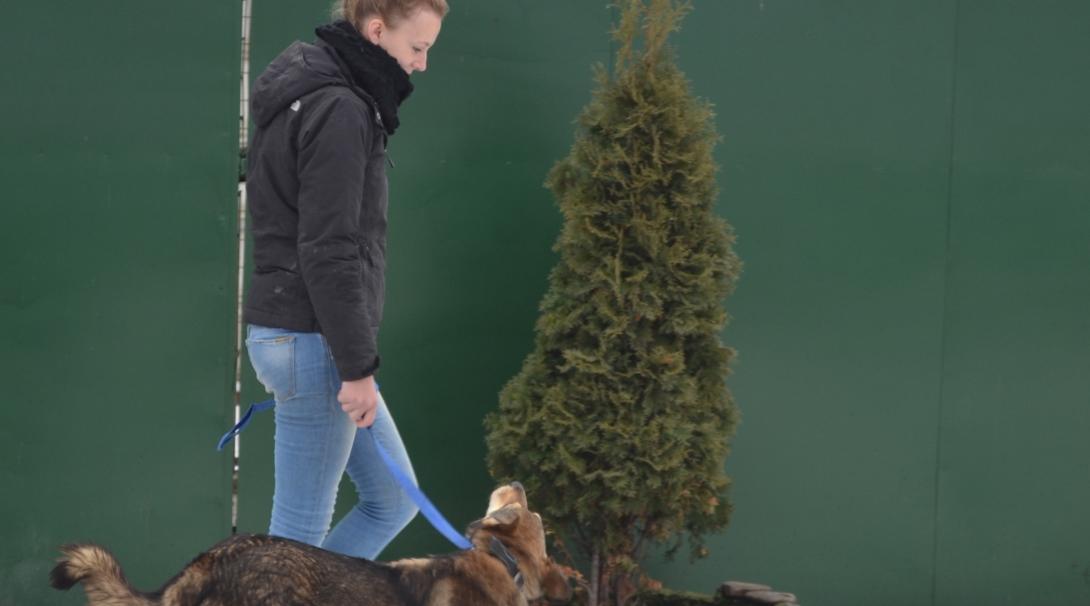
[467,483,573,605]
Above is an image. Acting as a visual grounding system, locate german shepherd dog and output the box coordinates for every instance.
[51,482,572,606]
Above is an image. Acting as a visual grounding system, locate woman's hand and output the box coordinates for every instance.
[338,376,378,428]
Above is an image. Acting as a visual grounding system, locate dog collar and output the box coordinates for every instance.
[488,536,524,589]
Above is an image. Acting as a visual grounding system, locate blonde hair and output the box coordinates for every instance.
[333,0,449,29]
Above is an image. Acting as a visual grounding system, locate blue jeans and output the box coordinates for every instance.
[245,324,418,559]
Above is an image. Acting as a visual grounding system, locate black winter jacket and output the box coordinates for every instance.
[244,36,396,381]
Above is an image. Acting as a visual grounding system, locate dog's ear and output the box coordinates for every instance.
[541,561,573,604]
[481,504,522,529]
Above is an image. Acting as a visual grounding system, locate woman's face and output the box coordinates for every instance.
[363,9,442,75]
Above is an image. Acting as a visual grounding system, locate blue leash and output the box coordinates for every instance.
[217,397,473,551]
[216,400,275,450]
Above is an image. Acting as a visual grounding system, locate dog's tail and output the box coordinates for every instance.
[51,544,157,605]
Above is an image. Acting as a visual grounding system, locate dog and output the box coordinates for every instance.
[51,482,572,606]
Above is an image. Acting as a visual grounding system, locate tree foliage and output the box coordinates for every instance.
[485,1,741,602]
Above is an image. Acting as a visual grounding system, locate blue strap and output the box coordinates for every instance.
[366,427,472,550]
[216,399,276,452]
[216,396,472,551]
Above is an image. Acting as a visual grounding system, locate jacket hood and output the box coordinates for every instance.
[251,41,360,127]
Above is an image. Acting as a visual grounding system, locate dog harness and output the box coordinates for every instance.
[488,536,524,589]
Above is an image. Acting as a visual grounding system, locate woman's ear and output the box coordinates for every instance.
[362,17,384,44]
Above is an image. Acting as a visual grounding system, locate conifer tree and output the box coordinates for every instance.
[485,1,741,604]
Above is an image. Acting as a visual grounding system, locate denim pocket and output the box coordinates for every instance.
[246,326,297,401]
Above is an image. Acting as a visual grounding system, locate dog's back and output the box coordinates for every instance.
[197,534,406,604]
[51,534,408,606]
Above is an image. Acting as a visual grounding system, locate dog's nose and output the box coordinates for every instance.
[510,481,524,492]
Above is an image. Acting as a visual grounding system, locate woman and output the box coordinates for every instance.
[243,0,447,559]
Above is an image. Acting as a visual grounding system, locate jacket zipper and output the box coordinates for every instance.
[373,108,395,168]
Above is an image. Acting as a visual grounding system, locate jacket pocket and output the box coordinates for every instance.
[245,326,297,401]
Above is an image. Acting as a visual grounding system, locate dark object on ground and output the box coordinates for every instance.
[634,581,801,606]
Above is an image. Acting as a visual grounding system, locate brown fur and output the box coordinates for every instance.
[52,483,573,606]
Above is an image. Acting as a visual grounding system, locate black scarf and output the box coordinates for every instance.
[315,20,413,135]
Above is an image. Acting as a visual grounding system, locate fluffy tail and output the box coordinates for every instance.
[51,544,156,605]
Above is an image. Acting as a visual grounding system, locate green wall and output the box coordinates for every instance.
[933,3,1090,603]
[647,2,1090,606]
[2,2,1087,606]
[0,2,241,605]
